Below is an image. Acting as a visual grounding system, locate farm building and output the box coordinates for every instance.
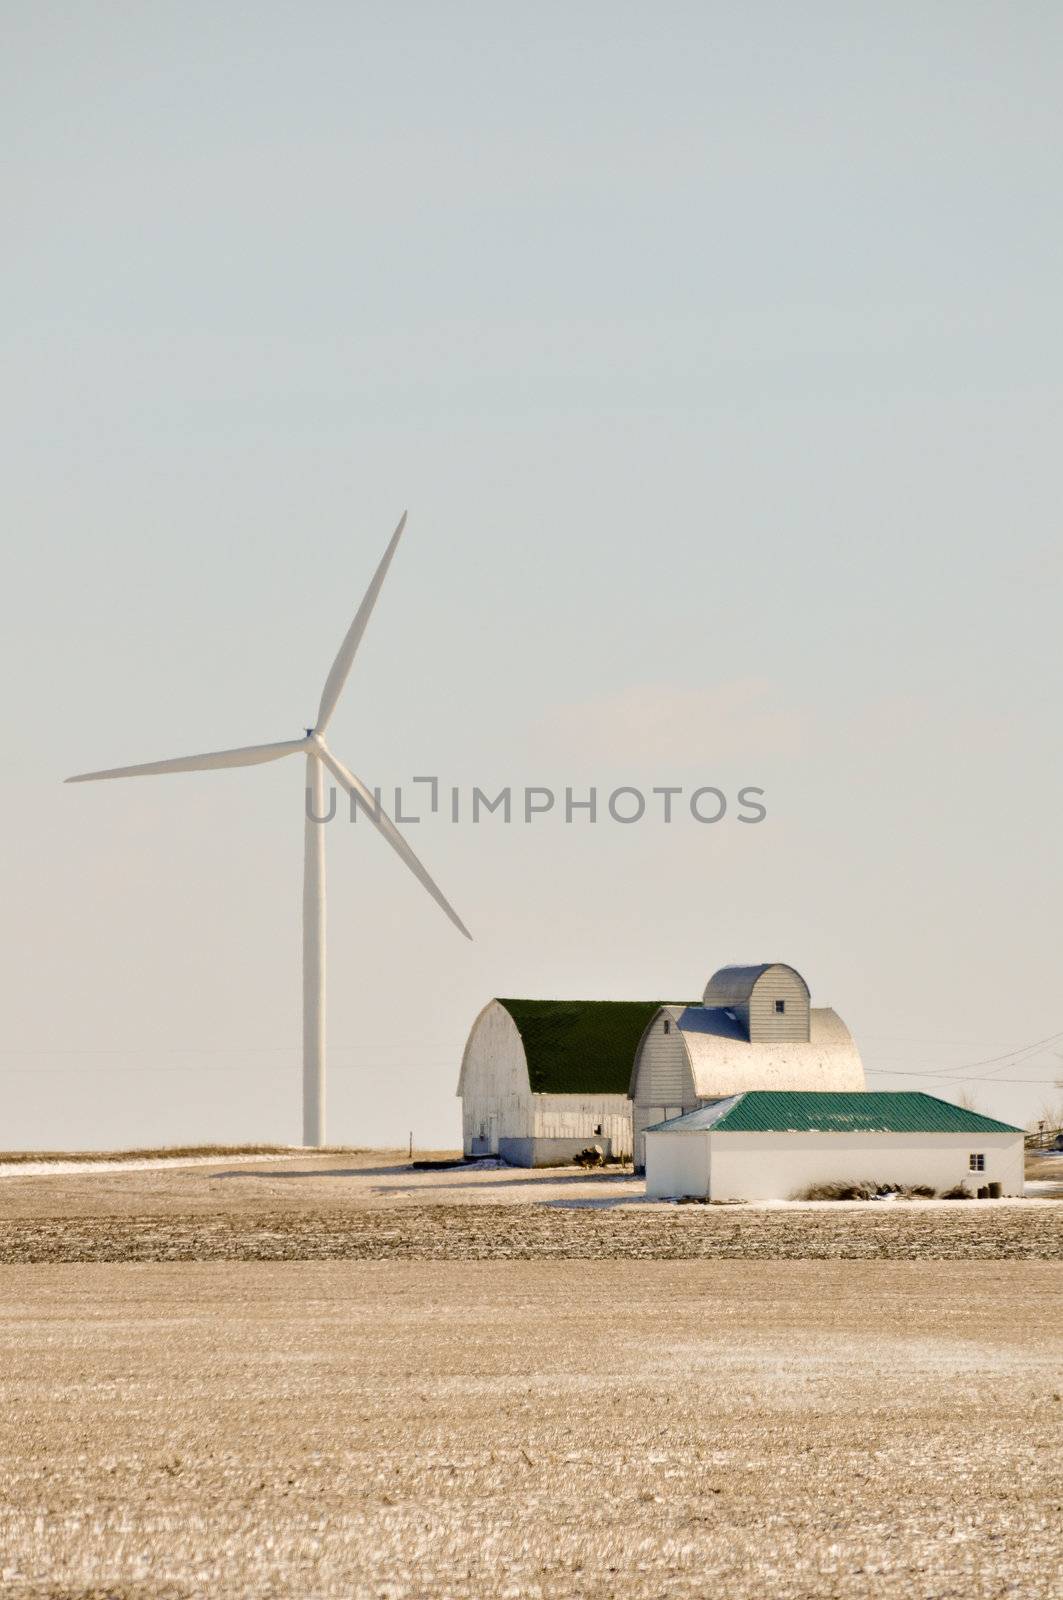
[630,963,865,1169]
[643,1091,1026,1201]
[457,998,663,1164]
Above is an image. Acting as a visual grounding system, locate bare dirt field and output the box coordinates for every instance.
[1,1155,1060,1598]
[1,1260,1061,1600]
[0,1150,1060,1262]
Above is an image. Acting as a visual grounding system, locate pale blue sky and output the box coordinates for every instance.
[3,2,1061,1147]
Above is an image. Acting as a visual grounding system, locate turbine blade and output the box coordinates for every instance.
[65,738,307,783]
[315,512,407,733]
[318,745,472,940]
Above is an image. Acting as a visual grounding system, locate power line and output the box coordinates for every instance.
[0,1062,457,1075]
[866,1067,1061,1086]
[0,1043,457,1055]
[863,1024,1063,1088]
[922,1028,1063,1077]
[0,1059,459,1074]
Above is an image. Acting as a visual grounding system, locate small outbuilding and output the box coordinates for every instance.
[643,1091,1026,1201]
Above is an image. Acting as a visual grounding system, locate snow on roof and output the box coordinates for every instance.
[651,1005,865,1097]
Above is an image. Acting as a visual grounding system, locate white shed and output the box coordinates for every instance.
[643,1091,1026,1201]
[631,963,865,1170]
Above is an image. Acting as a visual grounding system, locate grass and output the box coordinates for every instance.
[1025,1149,1063,1182]
[797,1181,938,1201]
[0,1144,370,1165]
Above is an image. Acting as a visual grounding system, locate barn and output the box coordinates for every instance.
[630,963,865,1170]
[643,1091,1026,1201]
[457,998,663,1164]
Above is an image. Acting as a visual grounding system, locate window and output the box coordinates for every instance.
[663,1020,670,1034]
[594,1124,602,1136]
[774,999,786,1015]
[969,1153,985,1172]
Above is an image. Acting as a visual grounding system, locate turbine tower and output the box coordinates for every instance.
[66,513,471,1146]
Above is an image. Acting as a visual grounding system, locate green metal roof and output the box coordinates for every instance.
[650,1091,1023,1135]
[496,998,666,1095]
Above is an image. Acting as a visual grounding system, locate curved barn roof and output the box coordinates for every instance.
[646,1003,864,1097]
[702,963,810,1006]
[495,998,668,1094]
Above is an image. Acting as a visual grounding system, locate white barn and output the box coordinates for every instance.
[631,963,865,1170]
[643,1091,1026,1201]
[457,997,663,1165]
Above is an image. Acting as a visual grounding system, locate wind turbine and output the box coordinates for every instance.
[66,513,471,1146]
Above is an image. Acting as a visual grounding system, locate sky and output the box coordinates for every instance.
[2,2,1061,1149]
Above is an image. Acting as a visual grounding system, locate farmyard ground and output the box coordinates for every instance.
[1,1152,1060,1597]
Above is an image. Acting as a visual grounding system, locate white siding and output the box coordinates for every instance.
[458,1001,533,1155]
[708,1131,1024,1200]
[644,1131,710,1199]
[534,1094,633,1159]
[458,1004,635,1159]
[645,1130,1025,1201]
[747,967,810,1042]
[631,1011,696,1170]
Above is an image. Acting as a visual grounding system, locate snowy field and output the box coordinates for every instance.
[0,1150,1060,1262]
[1,1260,1060,1600]
[1,1152,1060,1596]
